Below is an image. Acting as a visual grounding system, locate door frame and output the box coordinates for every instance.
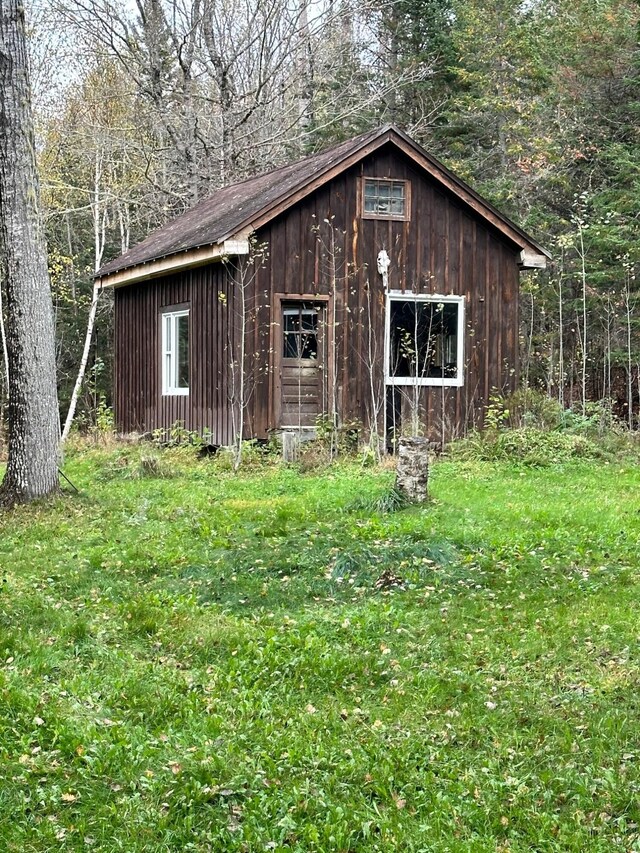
[272,293,332,430]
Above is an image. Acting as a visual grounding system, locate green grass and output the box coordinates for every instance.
[1,445,640,851]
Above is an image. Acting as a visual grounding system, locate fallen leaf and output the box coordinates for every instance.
[393,793,406,810]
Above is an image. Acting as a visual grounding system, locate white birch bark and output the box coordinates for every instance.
[0,0,60,504]
[557,251,564,408]
[578,224,588,415]
[61,150,106,444]
[624,273,633,430]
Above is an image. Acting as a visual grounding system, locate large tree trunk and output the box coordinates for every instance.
[0,0,60,505]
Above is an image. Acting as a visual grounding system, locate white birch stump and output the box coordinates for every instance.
[395,436,429,503]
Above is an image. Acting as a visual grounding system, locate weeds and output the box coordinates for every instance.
[349,485,409,514]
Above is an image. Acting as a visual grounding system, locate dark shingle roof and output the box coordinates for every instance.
[97,128,382,278]
[97,125,548,279]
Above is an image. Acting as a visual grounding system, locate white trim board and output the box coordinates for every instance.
[384,292,465,388]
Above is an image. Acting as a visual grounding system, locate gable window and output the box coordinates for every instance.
[362,178,409,220]
[385,293,464,387]
[162,309,189,395]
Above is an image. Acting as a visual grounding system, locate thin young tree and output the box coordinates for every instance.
[223,241,268,471]
[0,0,60,505]
[61,147,107,444]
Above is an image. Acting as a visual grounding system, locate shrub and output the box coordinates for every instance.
[500,387,565,431]
[449,427,603,466]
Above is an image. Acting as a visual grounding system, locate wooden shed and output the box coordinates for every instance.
[96,125,548,445]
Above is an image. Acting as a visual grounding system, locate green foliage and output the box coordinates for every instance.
[450,426,603,466]
[558,399,622,437]
[152,421,208,450]
[92,394,114,437]
[462,391,638,466]
[349,486,409,514]
[484,387,566,431]
[503,387,566,430]
[212,440,275,472]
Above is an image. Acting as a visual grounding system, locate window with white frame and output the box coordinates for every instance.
[385,293,464,387]
[162,309,189,395]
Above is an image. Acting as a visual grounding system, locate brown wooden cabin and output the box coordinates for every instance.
[96,125,548,446]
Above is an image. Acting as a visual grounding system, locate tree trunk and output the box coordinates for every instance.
[0,0,60,505]
[61,149,106,445]
[395,436,429,503]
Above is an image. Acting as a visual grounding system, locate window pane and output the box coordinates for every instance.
[176,314,189,388]
[363,179,406,217]
[300,334,318,359]
[283,310,301,332]
[389,299,459,379]
[283,332,299,358]
[283,305,319,359]
[300,311,317,332]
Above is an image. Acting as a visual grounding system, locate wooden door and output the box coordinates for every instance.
[278,301,326,428]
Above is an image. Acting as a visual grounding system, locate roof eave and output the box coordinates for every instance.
[518,249,548,270]
[96,235,251,288]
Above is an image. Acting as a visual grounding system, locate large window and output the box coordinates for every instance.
[162,309,189,395]
[362,178,409,220]
[385,294,464,387]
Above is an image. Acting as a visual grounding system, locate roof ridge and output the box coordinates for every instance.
[96,123,547,282]
[204,126,384,194]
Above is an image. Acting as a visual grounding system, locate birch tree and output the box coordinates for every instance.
[61,149,107,443]
[0,0,60,505]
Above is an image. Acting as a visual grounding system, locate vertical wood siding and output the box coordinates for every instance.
[115,143,521,443]
[115,262,238,445]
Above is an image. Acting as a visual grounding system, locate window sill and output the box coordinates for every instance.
[362,212,410,222]
[386,377,464,388]
[162,389,190,396]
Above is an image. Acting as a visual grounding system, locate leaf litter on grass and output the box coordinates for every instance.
[1,450,640,851]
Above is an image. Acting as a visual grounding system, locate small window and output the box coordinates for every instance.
[282,304,319,360]
[162,309,189,395]
[386,294,464,387]
[362,178,409,220]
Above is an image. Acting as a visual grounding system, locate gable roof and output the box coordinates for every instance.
[97,125,549,285]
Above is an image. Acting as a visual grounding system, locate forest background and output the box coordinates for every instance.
[15,0,640,432]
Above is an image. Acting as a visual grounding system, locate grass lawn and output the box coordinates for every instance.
[1,445,640,851]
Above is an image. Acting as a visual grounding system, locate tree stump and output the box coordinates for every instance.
[281,430,300,463]
[395,436,429,503]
